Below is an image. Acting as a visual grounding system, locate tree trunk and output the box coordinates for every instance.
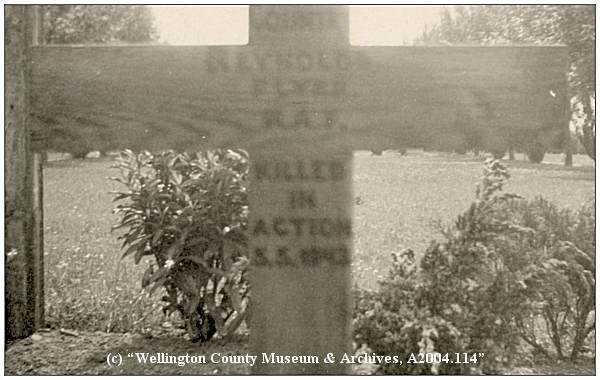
[579,94,595,160]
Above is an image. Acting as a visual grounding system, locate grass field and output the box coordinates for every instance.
[43,151,595,333]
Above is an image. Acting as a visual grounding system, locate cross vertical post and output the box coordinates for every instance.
[246,5,353,374]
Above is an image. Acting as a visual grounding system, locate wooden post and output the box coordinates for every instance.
[5,5,44,339]
[31,151,45,329]
[30,4,46,330]
[5,5,36,340]
[245,6,353,373]
[248,151,353,374]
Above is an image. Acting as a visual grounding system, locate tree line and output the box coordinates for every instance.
[416,5,595,161]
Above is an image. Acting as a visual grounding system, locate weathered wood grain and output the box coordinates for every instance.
[30,45,567,153]
[249,150,353,374]
[5,5,37,340]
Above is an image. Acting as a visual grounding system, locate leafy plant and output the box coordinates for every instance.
[353,249,472,375]
[353,159,595,374]
[513,198,595,361]
[413,159,531,373]
[526,139,547,163]
[111,149,249,342]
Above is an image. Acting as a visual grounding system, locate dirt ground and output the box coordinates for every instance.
[5,329,594,375]
[5,329,251,375]
[4,329,379,375]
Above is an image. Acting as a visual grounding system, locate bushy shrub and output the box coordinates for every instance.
[355,160,527,374]
[111,149,249,342]
[526,140,546,163]
[513,197,595,361]
[353,250,471,375]
[353,159,595,374]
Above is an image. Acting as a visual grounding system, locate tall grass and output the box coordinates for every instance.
[44,159,163,332]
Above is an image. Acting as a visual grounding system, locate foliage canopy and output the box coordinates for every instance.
[417,5,595,159]
[43,5,158,45]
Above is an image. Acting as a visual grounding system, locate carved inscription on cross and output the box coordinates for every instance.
[244,6,355,374]
[30,4,568,375]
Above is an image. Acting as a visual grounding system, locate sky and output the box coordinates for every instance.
[149,5,444,46]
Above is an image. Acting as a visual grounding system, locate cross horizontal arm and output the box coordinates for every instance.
[30,45,567,153]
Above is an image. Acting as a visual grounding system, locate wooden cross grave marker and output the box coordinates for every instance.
[28,5,568,374]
